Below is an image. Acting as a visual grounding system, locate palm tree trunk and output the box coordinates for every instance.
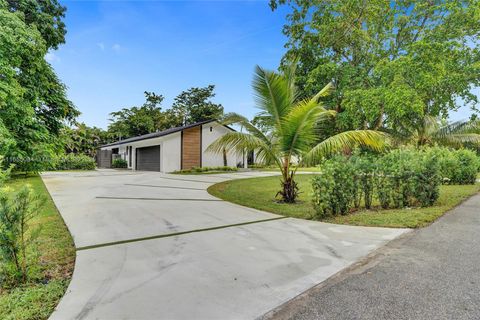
[279,156,298,203]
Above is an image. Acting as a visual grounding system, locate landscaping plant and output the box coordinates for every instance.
[0,186,44,287]
[312,148,449,217]
[207,63,387,203]
[112,158,128,169]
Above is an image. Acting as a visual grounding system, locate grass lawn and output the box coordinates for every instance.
[0,175,75,320]
[208,174,480,228]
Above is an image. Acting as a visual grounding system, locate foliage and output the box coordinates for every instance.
[112,158,128,169]
[392,116,480,148]
[167,85,224,126]
[423,147,479,185]
[208,174,480,228]
[0,4,79,173]
[0,175,75,319]
[60,123,113,157]
[173,166,238,174]
[0,186,44,287]
[49,154,96,171]
[108,92,168,138]
[0,279,69,320]
[311,148,445,218]
[108,86,223,140]
[207,63,387,203]
[311,157,356,216]
[451,149,479,184]
[270,1,480,132]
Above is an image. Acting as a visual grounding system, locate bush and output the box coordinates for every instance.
[112,158,128,169]
[451,149,478,184]
[49,154,96,171]
[312,148,446,218]
[312,156,356,218]
[0,186,44,287]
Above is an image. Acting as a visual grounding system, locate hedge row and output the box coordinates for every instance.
[311,147,479,218]
[47,154,96,171]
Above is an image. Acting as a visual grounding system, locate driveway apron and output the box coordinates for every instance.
[42,170,408,320]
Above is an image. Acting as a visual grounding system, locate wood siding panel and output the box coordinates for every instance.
[182,126,201,169]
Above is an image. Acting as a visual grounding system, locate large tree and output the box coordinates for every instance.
[168,85,224,126]
[108,92,167,139]
[208,64,387,203]
[270,0,480,132]
[0,1,78,170]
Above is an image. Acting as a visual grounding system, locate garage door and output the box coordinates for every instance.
[136,146,160,171]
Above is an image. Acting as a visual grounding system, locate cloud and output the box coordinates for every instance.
[112,44,121,53]
[97,42,105,51]
[45,52,60,62]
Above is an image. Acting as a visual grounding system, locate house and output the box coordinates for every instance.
[98,120,247,172]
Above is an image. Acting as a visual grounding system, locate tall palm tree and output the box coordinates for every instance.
[207,65,388,203]
[393,116,480,148]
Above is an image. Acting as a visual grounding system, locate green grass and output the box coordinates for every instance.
[0,175,75,320]
[251,166,322,172]
[208,174,480,228]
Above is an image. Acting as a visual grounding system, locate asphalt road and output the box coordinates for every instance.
[264,193,480,320]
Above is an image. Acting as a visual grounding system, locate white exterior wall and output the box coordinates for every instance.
[201,123,244,168]
[101,132,182,172]
[100,121,243,172]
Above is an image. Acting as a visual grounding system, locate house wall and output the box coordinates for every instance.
[201,123,245,168]
[100,121,244,172]
[101,132,182,172]
[181,126,201,169]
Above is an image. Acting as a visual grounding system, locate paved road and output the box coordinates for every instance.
[42,170,407,320]
[265,193,480,320]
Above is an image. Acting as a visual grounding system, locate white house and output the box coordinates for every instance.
[98,120,248,172]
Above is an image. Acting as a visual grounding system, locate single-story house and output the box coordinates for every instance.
[97,120,249,172]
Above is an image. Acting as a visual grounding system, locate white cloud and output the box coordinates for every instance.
[97,42,105,51]
[45,51,59,62]
[112,44,121,53]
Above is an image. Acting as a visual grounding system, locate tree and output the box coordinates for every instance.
[0,2,79,171]
[208,64,387,203]
[269,1,480,132]
[392,116,480,148]
[60,123,111,157]
[168,85,223,126]
[108,92,167,138]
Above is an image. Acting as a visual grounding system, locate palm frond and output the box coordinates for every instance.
[252,65,293,132]
[206,132,280,166]
[303,130,389,165]
[220,112,270,142]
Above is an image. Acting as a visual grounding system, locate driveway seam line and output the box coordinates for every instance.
[76,217,287,251]
[96,196,222,201]
[124,183,205,191]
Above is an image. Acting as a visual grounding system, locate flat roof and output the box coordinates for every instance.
[100,120,231,148]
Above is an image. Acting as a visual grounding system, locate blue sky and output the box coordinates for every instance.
[50,0,473,130]
[49,0,290,129]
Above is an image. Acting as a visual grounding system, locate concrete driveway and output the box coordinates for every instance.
[42,170,408,320]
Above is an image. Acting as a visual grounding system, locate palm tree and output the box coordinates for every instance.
[207,65,388,203]
[393,116,480,148]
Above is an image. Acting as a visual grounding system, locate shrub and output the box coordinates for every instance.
[50,154,96,171]
[112,158,128,169]
[451,149,478,184]
[312,148,445,217]
[312,156,356,218]
[0,186,44,287]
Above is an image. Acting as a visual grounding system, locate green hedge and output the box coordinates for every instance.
[312,147,479,218]
[112,158,128,168]
[48,154,96,171]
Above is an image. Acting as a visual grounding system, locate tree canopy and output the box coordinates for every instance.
[108,86,224,139]
[270,0,480,132]
[0,1,78,170]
